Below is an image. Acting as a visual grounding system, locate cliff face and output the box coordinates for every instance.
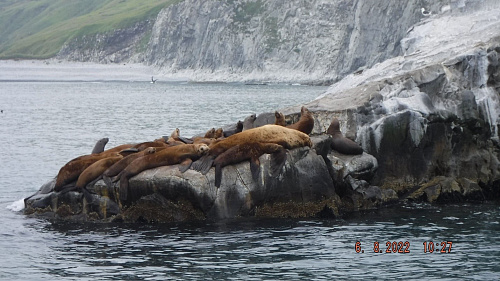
[56,0,441,83]
[145,0,434,83]
[57,20,155,64]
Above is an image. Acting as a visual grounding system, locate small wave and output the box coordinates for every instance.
[6,198,25,212]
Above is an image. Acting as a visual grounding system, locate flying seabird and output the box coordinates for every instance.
[151,76,158,84]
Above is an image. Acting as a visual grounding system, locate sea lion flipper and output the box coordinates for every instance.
[250,158,261,181]
[178,136,194,144]
[270,148,287,176]
[119,176,129,201]
[191,155,215,175]
[215,163,222,188]
[103,175,113,188]
[178,158,193,173]
[58,184,78,194]
[81,188,95,204]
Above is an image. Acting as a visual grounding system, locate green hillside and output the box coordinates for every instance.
[0,0,181,59]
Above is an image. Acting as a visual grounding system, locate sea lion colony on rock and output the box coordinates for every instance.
[52,107,362,202]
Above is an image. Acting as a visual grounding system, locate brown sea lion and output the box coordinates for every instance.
[213,142,287,187]
[192,124,312,174]
[223,121,243,137]
[91,138,109,154]
[242,114,257,131]
[102,147,160,187]
[75,155,124,189]
[204,128,216,138]
[167,128,181,142]
[214,128,224,139]
[274,111,286,126]
[177,128,214,144]
[287,106,314,135]
[54,144,135,191]
[118,143,209,201]
[55,152,121,192]
[327,118,363,155]
[132,141,168,151]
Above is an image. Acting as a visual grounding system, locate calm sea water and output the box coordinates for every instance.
[0,81,499,280]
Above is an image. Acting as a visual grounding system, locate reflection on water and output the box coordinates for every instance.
[0,82,499,280]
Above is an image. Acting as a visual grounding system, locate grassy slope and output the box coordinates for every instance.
[0,0,181,59]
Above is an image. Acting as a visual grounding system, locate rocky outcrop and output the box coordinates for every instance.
[282,0,500,201]
[24,140,393,222]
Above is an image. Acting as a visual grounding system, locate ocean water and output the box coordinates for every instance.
[0,81,499,280]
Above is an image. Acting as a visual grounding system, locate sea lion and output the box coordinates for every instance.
[274,111,286,126]
[54,144,135,191]
[91,138,109,154]
[242,114,257,131]
[118,143,209,201]
[204,128,216,138]
[75,155,124,189]
[327,118,363,155]
[223,121,243,137]
[102,147,160,187]
[287,106,314,135]
[214,128,224,139]
[177,128,215,144]
[191,124,312,174]
[132,141,168,151]
[54,152,121,192]
[213,142,287,187]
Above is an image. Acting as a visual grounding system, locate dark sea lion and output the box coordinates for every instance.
[223,121,243,137]
[242,114,257,131]
[287,106,314,135]
[75,155,124,189]
[192,124,312,174]
[253,112,276,127]
[327,118,363,155]
[91,138,109,154]
[274,111,286,126]
[213,142,287,187]
[102,147,160,187]
[118,143,209,201]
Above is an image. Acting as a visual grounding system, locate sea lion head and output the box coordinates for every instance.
[204,128,216,138]
[301,106,311,115]
[327,118,341,135]
[193,143,210,155]
[171,128,180,138]
[196,144,210,155]
[274,111,286,126]
[214,128,224,139]
[144,147,157,154]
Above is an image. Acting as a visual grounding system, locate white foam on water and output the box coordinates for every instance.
[6,198,25,212]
